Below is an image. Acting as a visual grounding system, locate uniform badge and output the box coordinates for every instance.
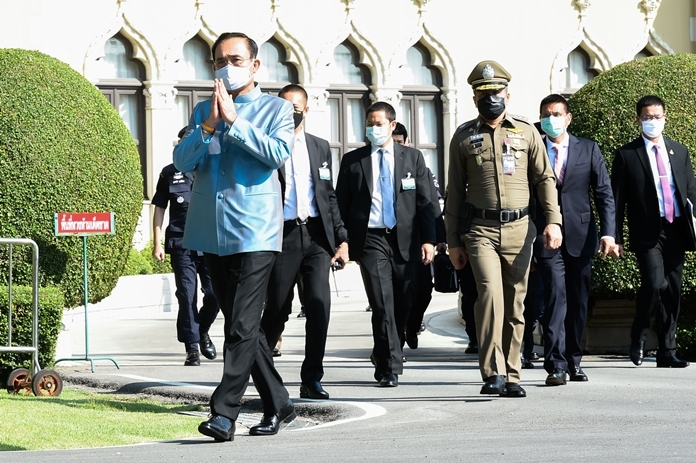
[402,172,416,190]
[507,128,524,134]
[670,149,674,155]
[482,64,495,79]
[176,196,184,203]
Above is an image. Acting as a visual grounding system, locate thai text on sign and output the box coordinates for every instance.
[54,212,115,236]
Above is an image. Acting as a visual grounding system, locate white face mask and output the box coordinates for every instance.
[215,64,252,92]
[642,118,665,139]
[366,126,389,146]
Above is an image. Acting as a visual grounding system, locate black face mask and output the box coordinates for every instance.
[477,94,506,120]
[293,111,305,129]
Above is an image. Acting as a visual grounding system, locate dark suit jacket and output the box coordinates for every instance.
[336,143,436,262]
[612,136,696,252]
[279,132,348,254]
[534,133,616,258]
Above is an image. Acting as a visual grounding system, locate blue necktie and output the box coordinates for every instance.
[379,148,397,229]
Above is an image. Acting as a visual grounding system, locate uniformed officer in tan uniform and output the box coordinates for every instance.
[445,61,563,398]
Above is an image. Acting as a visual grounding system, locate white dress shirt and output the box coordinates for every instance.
[368,142,395,228]
[283,130,318,221]
[642,135,680,218]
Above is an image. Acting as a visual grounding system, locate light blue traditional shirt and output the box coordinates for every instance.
[173,83,294,256]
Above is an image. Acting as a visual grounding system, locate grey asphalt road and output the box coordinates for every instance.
[3,264,696,463]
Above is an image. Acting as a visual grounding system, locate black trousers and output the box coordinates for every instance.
[405,261,434,338]
[633,218,686,355]
[261,218,332,384]
[204,251,289,420]
[522,267,544,358]
[457,262,478,344]
[359,229,414,376]
[537,247,592,373]
[170,248,219,345]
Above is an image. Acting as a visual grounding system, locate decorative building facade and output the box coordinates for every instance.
[1,0,694,246]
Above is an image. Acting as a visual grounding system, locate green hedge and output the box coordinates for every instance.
[122,242,172,276]
[568,53,696,300]
[0,285,64,379]
[0,49,143,308]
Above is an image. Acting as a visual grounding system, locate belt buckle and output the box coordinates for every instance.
[386,227,393,234]
[500,210,510,223]
[295,218,307,226]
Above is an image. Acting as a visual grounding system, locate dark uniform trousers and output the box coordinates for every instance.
[633,217,686,354]
[522,267,544,359]
[405,261,433,338]
[204,251,289,421]
[261,217,332,384]
[463,217,535,382]
[170,246,219,344]
[536,247,591,372]
[360,228,414,376]
[457,262,478,345]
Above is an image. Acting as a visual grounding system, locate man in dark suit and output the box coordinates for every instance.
[612,94,696,369]
[391,122,447,350]
[261,84,349,400]
[533,94,616,385]
[336,102,436,387]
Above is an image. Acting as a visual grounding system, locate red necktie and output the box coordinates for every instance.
[654,145,674,222]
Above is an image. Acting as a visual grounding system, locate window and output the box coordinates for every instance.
[561,47,598,94]
[96,34,148,198]
[634,48,653,60]
[327,41,372,182]
[398,43,444,186]
[174,35,214,131]
[258,37,298,94]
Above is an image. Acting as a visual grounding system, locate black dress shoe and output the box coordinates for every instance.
[527,352,540,361]
[365,305,372,312]
[379,373,398,387]
[199,332,217,360]
[521,358,534,369]
[198,414,235,441]
[656,354,690,368]
[464,342,479,354]
[297,308,306,318]
[272,347,281,357]
[480,375,505,394]
[569,366,588,381]
[629,340,644,366]
[500,382,526,398]
[184,350,200,366]
[249,400,296,436]
[405,330,419,349]
[300,381,330,399]
[419,322,426,333]
[545,368,567,386]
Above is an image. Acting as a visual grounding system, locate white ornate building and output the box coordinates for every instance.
[1,0,694,246]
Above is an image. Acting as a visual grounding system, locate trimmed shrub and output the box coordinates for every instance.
[0,49,143,308]
[0,285,64,379]
[122,243,172,276]
[568,53,696,300]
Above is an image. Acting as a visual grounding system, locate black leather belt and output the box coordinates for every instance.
[368,227,396,234]
[473,206,529,223]
[285,217,321,226]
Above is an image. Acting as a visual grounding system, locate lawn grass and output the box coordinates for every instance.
[0,388,207,451]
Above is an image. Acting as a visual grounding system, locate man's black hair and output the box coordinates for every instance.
[212,32,258,59]
[636,95,665,116]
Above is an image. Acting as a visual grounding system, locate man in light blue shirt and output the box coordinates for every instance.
[174,32,295,442]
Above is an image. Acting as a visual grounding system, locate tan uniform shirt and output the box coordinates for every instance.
[445,114,562,248]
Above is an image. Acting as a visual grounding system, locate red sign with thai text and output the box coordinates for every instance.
[55,212,115,236]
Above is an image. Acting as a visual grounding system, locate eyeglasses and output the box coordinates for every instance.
[639,114,665,122]
[213,57,252,70]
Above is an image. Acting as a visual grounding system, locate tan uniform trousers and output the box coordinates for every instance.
[462,216,535,383]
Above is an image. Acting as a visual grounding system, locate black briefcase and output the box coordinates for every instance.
[433,252,459,293]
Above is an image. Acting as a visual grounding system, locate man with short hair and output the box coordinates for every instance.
[612,94,696,369]
[261,84,348,400]
[534,93,616,385]
[174,32,295,441]
[446,61,562,398]
[336,102,436,387]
